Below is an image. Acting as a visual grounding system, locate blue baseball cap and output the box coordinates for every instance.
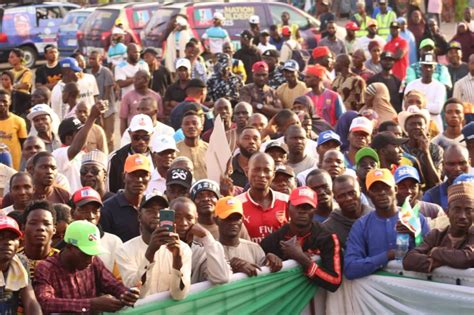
[453,173,474,185]
[317,130,341,147]
[461,122,474,142]
[394,165,420,184]
[60,57,81,72]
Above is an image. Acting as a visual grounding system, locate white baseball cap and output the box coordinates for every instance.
[151,136,179,153]
[27,104,53,121]
[112,27,125,35]
[176,58,191,70]
[249,15,260,24]
[349,116,373,135]
[213,12,225,21]
[128,114,154,134]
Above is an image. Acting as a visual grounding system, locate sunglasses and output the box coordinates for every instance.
[132,134,151,142]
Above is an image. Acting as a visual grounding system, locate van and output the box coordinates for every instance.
[57,7,95,57]
[0,1,79,67]
[77,2,160,57]
[143,1,323,52]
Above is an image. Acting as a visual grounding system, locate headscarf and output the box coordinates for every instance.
[335,111,359,151]
[362,83,397,125]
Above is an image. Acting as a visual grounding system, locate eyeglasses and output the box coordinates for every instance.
[132,134,151,142]
[80,167,101,176]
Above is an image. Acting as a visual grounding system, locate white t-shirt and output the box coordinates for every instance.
[52,146,84,192]
[114,60,149,96]
[404,78,446,132]
[354,36,386,57]
[51,75,100,120]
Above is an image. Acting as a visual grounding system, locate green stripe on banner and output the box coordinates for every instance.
[115,266,318,315]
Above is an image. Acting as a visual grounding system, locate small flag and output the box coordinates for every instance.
[399,197,423,246]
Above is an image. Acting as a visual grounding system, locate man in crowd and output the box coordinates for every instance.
[101,154,151,242]
[446,41,469,94]
[202,12,230,55]
[319,21,347,56]
[403,181,474,272]
[80,150,113,201]
[354,19,386,55]
[2,172,33,214]
[344,169,430,279]
[234,30,261,84]
[236,152,289,243]
[324,175,371,247]
[146,136,178,195]
[344,116,373,170]
[261,186,342,292]
[115,43,149,97]
[35,44,61,89]
[432,98,465,150]
[382,21,408,81]
[285,125,316,174]
[231,127,262,188]
[374,0,396,39]
[354,147,379,206]
[116,193,192,299]
[142,47,172,97]
[276,60,308,109]
[371,131,408,171]
[271,165,296,195]
[332,54,366,110]
[34,220,140,313]
[27,104,61,153]
[31,152,69,204]
[305,169,336,223]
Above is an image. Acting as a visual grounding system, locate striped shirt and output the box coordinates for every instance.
[453,73,474,106]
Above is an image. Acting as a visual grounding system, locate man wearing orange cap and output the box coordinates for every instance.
[304,64,345,127]
[100,154,151,242]
[261,186,342,292]
[344,169,430,280]
[240,61,282,117]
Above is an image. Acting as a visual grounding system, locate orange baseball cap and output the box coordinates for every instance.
[305,64,326,79]
[215,196,243,219]
[366,168,395,191]
[124,154,151,173]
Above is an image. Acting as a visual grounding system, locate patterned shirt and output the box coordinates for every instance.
[332,73,366,110]
[207,73,243,103]
[17,247,59,280]
[34,254,127,314]
[268,66,286,90]
[239,84,282,113]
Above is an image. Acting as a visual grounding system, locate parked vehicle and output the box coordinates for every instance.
[57,7,95,57]
[143,1,323,52]
[77,2,160,57]
[0,1,79,67]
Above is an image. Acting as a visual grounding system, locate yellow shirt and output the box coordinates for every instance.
[276,81,309,109]
[0,114,27,170]
[176,140,208,181]
[12,66,33,94]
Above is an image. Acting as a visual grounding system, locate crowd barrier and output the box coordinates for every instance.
[111,260,474,314]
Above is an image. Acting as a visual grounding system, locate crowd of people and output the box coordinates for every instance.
[0,1,473,313]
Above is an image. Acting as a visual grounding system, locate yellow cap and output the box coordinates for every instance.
[366,168,395,191]
[215,196,243,219]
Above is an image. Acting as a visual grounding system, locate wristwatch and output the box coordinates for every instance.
[256,103,264,111]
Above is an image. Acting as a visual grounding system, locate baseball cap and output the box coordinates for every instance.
[249,15,260,24]
[275,165,295,178]
[252,61,269,73]
[355,147,380,166]
[281,26,291,37]
[345,21,360,31]
[461,122,474,142]
[349,116,373,135]
[381,51,395,59]
[60,57,81,72]
[27,104,53,121]
[128,114,154,134]
[262,49,280,58]
[312,46,331,59]
[140,191,169,209]
[419,38,435,50]
[72,186,103,207]
[64,220,103,256]
[142,47,159,56]
[166,168,192,189]
[176,58,191,70]
[81,149,108,170]
[398,105,430,134]
[305,64,326,79]
[151,135,178,153]
[265,141,289,154]
[190,179,220,200]
[124,154,151,173]
[240,30,254,40]
[289,186,317,208]
[215,196,243,219]
[397,17,407,24]
[420,53,436,65]
[58,117,83,138]
[0,216,22,238]
[260,29,270,36]
[112,26,126,35]
[390,21,400,28]
[366,168,395,190]
[213,12,225,21]
[379,0,387,3]
[371,131,408,150]
[448,41,462,51]
[282,59,299,72]
[453,173,474,185]
[367,19,378,27]
[186,79,207,89]
[394,165,420,184]
[317,130,341,147]
[176,16,188,26]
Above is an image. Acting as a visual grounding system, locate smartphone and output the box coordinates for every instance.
[159,209,175,232]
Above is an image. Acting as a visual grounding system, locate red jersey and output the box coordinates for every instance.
[236,189,289,244]
[384,36,408,81]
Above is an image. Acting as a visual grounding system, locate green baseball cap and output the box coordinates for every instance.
[355,147,380,166]
[419,38,435,50]
[64,220,103,256]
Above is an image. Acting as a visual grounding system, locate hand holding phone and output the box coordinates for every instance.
[159,209,175,232]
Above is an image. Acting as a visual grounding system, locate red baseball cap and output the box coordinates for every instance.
[312,46,331,59]
[289,186,317,208]
[281,26,291,37]
[72,187,103,207]
[305,64,326,79]
[0,216,22,238]
[252,61,269,73]
[345,21,360,31]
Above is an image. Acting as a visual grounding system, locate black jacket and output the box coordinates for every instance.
[108,144,132,193]
[261,223,342,292]
[233,45,261,84]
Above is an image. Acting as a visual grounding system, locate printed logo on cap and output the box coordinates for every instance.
[299,188,314,198]
[135,156,144,164]
[88,233,98,242]
[139,117,146,126]
[226,198,235,205]
[397,168,414,177]
[172,169,187,180]
[374,170,383,177]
